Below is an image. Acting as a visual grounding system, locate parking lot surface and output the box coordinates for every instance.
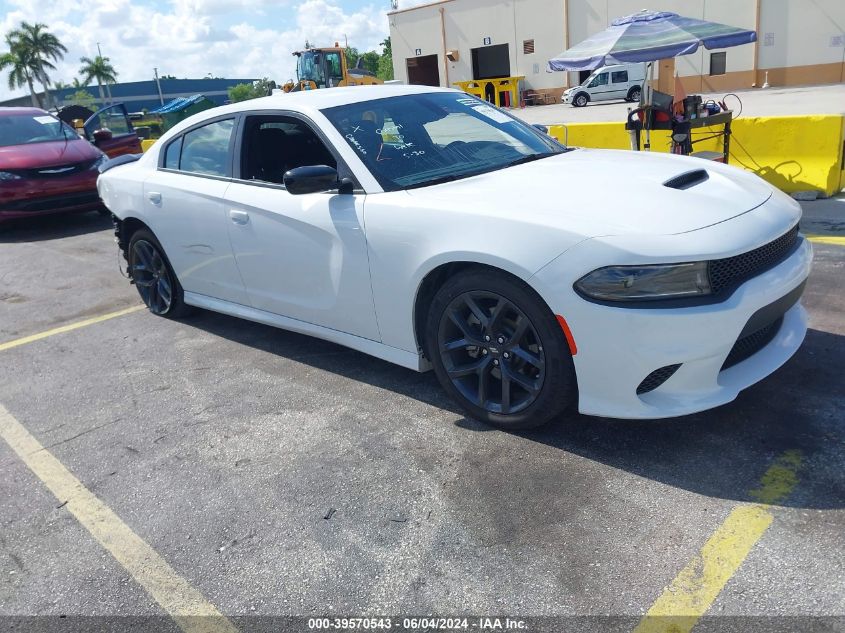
[1,202,843,632]
[513,83,845,125]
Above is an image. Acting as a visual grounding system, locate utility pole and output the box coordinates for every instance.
[154,67,165,105]
[97,42,113,104]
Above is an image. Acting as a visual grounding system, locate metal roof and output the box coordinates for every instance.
[150,94,211,114]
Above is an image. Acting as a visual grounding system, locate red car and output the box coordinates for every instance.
[0,105,141,223]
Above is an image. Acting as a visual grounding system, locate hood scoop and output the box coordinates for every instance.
[664,169,709,190]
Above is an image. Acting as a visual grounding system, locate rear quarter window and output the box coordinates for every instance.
[163,136,182,170]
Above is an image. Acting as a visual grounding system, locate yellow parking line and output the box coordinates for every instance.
[806,234,845,246]
[0,305,145,353]
[633,450,802,633]
[0,403,239,633]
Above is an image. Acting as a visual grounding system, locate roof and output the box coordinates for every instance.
[151,94,211,114]
[387,0,454,15]
[149,84,460,154]
[226,84,457,115]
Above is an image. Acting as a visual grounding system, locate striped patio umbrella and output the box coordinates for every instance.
[548,10,757,71]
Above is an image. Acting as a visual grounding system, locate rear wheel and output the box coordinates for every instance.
[128,228,190,318]
[426,269,576,429]
[627,86,642,102]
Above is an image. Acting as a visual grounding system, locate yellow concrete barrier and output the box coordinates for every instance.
[549,114,845,196]
[140,139,157,153]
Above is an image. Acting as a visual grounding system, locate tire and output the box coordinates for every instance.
[425,269,577,430]
[572,93,589,107]
[127,228,191,319]
[627,86,642,103]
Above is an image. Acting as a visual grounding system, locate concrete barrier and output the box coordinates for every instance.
[549,114,845,197]
[140,139,157,153]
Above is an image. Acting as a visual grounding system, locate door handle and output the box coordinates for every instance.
[147,191,162,204]
[229,209,249,225]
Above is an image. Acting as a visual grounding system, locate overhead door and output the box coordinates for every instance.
[407,55,440,86]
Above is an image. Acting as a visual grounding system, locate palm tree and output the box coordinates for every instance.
[79,55,118,106]
[0,35,40,106]
[6,22,67,108]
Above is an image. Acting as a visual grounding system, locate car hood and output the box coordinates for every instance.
[0,138,101,170]
[405,148,774,236]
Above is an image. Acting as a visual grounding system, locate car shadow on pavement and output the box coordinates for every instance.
[187,309,844,510]
[0,211,111,243]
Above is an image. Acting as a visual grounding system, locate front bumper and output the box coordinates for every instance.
[532,227,813,419]
[0,171,103,221]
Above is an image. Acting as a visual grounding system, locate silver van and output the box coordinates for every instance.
[562,64,645,107]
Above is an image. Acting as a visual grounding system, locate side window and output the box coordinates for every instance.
[241,116,337,185]
[84,104,133,139]
[180,119,234,177]
[611,70,628,83]
[163,136,182,170]
[325,52,343,83]
[589,73,609,88]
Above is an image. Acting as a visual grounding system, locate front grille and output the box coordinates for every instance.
[708,225,799,295]
[0,190,102,213]
[721,317,783,370]
[10,159,98,179]
[636,363,682,395]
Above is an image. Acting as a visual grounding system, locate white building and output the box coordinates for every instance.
[388,0,845,101]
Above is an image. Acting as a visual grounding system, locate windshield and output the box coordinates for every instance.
[0,113,78,147]
[322,92,565,191]
[297,51,325,87]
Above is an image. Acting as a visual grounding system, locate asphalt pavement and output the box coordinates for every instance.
[0,200,843,632]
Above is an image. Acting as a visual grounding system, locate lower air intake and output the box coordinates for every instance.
[721,317,783,370]
[636,364,682,395]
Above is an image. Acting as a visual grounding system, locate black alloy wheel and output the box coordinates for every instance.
[426,269,576,429]
[127,228,189,318]
[438,291,545,415]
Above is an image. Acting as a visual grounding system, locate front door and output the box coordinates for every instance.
[585,72,612,101]
[224,114,379,341]
[84,103,142,157]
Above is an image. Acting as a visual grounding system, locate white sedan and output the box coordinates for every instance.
[98,84,812,429]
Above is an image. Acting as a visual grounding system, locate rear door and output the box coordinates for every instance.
[84,103,142,157]
[142,116,249,306]
[609,69,630,100]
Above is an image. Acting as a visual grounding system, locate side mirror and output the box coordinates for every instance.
[283,165,348,195]
[93,128,113,143]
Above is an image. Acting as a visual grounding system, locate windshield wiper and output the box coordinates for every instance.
[403,171,483,190]
[505,151,560,168]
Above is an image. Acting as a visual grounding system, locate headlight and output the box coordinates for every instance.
[0,171,22,181]
[575,262,711,302]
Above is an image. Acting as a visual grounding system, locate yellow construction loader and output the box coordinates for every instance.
[282,45,383,92]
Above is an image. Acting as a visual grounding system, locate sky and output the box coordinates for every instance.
[0,0,422,101]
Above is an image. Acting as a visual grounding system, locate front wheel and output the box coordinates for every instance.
[128,228,190,318]
[426,269,576,430]
[572,93,589,107]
